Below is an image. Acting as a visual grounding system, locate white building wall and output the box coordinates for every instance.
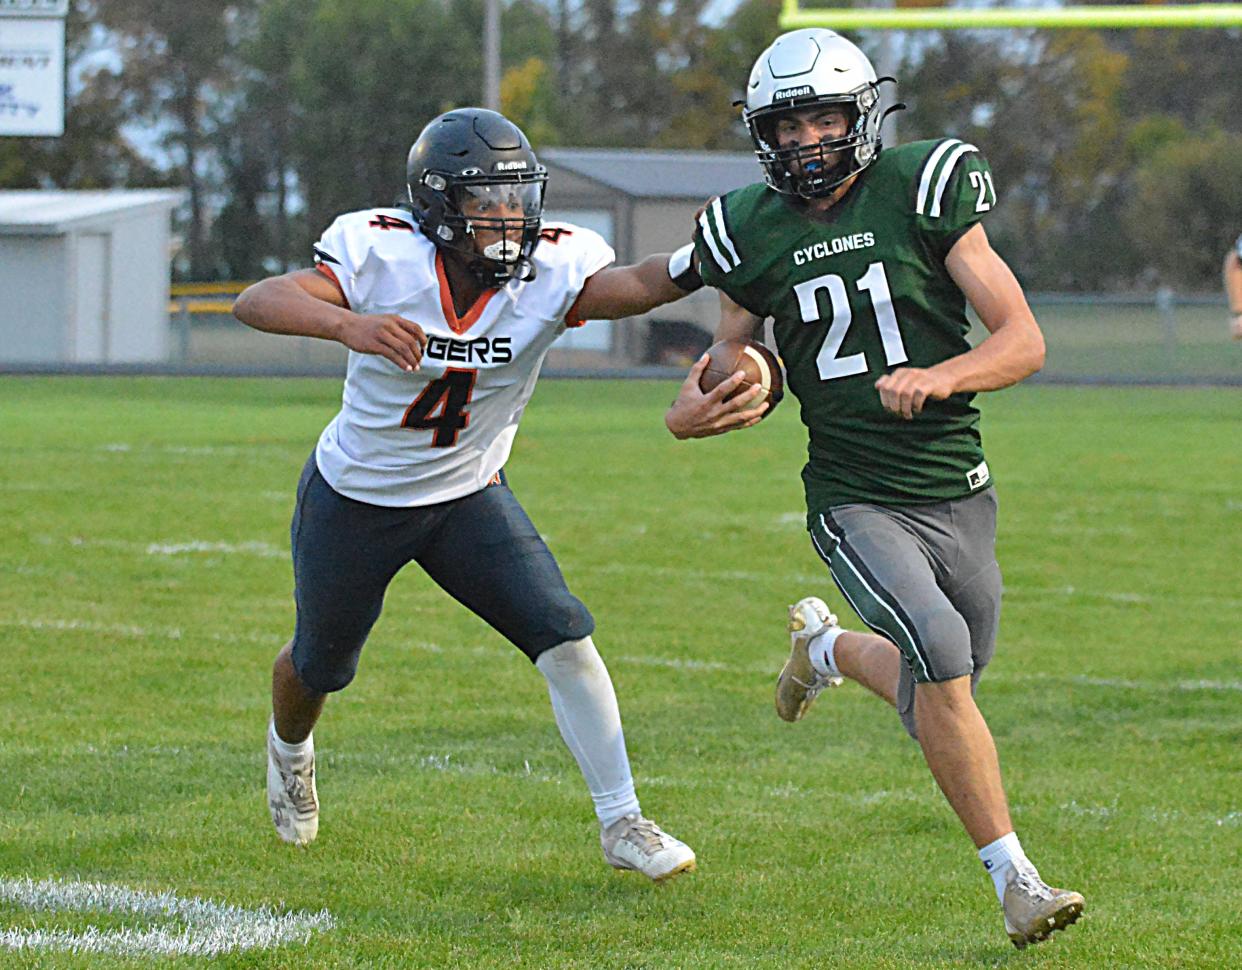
[106,213,170,361]
[0,235,67,363]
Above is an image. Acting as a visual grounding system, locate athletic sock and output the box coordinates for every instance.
[978,831,1032,904]
[269,718,313,761]
[807,626,845,678]
[536,637,641,829]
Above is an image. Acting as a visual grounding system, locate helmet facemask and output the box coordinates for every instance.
[411,173,546,287]
[748,84,883,198]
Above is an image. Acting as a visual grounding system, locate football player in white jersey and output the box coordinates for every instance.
[234,108,763,882]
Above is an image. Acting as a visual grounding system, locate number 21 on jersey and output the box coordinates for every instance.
[794,261,909,381]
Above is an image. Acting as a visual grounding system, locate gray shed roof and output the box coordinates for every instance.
[541,148,760,199]
[0,190,184,235]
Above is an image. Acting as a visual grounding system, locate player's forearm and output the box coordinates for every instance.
[590,255,688,319]
[931,314,1045,393]
[233,278,352,342]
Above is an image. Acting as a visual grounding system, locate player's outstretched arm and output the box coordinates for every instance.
[572,247,702,320]
[1223,248,1242,340]
[875,224,1045,420]
[233,269,427,372]
[665,292,768,439]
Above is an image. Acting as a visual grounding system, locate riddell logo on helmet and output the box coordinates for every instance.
[774,85,814,100]
[494,160,528,171]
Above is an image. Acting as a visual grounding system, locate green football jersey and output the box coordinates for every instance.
[693,138,999,509]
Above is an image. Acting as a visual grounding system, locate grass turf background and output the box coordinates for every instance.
[1,377,1239,968]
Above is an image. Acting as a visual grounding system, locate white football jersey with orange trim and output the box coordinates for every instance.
[310,208,614,507]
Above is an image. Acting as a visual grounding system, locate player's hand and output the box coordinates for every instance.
[665,354,769,439]
[338,313,427,372]
[694,196,718,225]
[875,367,955,420]
[1231,313,1242,341]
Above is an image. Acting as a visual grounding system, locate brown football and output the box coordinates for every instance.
[699,338,784,417]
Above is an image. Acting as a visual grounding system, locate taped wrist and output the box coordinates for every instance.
[668,243,703,292]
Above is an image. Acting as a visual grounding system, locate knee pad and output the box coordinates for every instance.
[292,635,364,694]
[525,595,595,662]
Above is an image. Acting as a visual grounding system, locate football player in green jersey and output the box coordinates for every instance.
[665,28,1084,949]
[1223,234,1242,339]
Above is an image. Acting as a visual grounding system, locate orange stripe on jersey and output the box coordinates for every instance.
[563,271,599,328]
[435,251,498,335]
[315,262,350,309]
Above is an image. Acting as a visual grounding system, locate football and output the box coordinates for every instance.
[698,338,784,417]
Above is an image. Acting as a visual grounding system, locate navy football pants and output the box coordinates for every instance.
[288,455,594,693]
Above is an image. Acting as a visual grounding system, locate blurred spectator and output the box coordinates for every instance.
[1224,235,1242,340]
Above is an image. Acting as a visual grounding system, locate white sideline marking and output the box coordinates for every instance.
[0,877,333,957]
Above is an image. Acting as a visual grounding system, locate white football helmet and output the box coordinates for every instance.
[744,29,887,197]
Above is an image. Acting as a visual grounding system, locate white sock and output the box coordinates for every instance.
[807,626,845,678]
[536,637,641,829]
[978,832,1032,904]
[269,718,313,761]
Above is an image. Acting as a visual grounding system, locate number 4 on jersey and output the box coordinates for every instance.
[402,369,476,446]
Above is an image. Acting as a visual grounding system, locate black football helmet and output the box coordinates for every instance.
[406,108,547,286]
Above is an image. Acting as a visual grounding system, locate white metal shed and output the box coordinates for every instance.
[0,189,183,364]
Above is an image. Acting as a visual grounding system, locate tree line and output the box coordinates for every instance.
[3,0,1240,290]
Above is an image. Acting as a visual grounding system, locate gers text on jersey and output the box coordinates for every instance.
[312,210,613,506]
[693,139,998,508]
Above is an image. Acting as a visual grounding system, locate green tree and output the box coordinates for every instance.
[1126,128,1242,287]
[95,0,256,278]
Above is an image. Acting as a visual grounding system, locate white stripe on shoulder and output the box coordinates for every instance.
[928,142,978,218]
[710,197,741,269]
[915,138,962,216]
[697,210,733,275]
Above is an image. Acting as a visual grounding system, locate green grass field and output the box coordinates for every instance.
[1,377,1239,969]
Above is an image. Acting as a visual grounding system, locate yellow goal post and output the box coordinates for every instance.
[780,1,1242,30]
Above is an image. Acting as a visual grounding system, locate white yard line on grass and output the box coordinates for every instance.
[20,536,1242,610]
[96,444,286,456]
[144,540,284,557]
[5,616,1240,695]
[50,536,286,558]
[0,877,333,957]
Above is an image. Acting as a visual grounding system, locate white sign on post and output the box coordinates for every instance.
[0,0,67,137]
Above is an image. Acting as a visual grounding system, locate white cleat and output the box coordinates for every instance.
[1003,863,1085,949]
[776,596,844,722]
[601,814,696,883]
[267,721,319,846]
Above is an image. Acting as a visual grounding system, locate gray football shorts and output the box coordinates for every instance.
[807,487,1002,739]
